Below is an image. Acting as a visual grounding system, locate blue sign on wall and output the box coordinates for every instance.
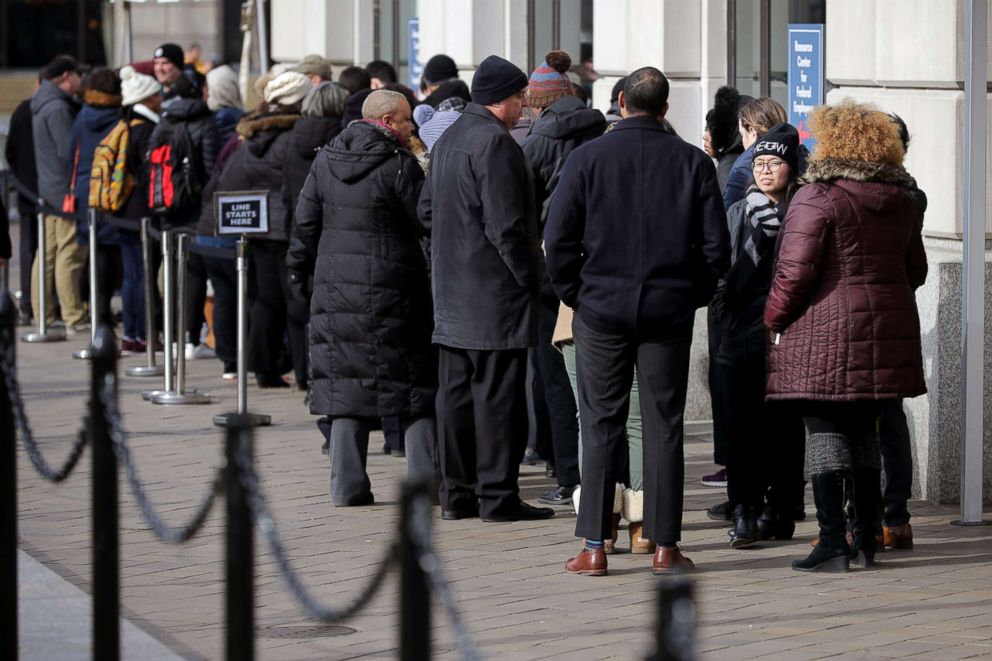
[408,17,422,92]
[787,23,824,153]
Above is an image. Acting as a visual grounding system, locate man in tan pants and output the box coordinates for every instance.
[30,56,87,329]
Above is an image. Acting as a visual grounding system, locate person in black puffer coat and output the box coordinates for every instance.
[214,71,307,388]
[521,50,606,508]
[283,82,348,212]
[287,90,436,506]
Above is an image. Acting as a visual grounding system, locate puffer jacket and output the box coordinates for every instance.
[206,110,300,242]
[151,97,219,229]
[282,115,343,214]
[764,158,928,401]
[288,120,434,418]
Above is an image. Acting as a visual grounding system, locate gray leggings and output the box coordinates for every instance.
[804,403,881,475]
[326,417,437,506]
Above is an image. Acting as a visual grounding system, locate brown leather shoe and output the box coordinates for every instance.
[884,523,913,549]
[652,546,695,575]
[565,547,608,576]
[628,522,657,554]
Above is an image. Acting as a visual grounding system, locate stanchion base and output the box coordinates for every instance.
[72,347,92,360]
[23,329,67,343]
[213,411,272,427]
[950,519,991,527]
[151,391,212,405]
[126,364,165,377]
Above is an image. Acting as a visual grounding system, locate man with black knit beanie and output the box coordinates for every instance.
[419,55,554,523]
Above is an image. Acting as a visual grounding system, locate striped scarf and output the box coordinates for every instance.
[742,184,781,267]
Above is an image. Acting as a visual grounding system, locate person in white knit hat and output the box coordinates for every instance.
[263,71,311,108]
[113,65,164,354]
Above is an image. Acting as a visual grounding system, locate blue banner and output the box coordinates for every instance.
[408,17,422,92]
[787,23,824,153]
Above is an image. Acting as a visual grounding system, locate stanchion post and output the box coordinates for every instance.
[142,229,175,400]
[73,209,100,360]
[91,325,120,661]
[224,416,255,661]
[151,233,210,405]
[126,217,164,378]
[645,577,695,661]
[0,290,19,660]
[214,237,269,426]
[399,481,431,661]
[23,211,66,343]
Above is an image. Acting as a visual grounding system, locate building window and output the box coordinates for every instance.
[373,0,416,84]
[1,0,108,69]
[527,0,593,95]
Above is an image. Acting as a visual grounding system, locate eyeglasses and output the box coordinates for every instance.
[752,159,785,173]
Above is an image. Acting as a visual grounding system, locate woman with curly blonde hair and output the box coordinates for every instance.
[764,101,928,573]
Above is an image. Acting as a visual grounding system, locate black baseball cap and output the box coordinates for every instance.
[43,55,82,81]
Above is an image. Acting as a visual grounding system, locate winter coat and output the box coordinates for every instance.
[723,143,755,210]
[114,108,159,225]
[288,120,435,418]
[151,98,219,229]
[30,79,80,207]
[5,98,37,213]
[69,104,122,244]
[522,95,606,228]
[716,135,744,193]
[544,115,730,337]
[0,195,9,259]
[205,110,300,242]
[764,158,928,401]
[214,106,244,145]
[417,102,541,350]
[282,115,343,215]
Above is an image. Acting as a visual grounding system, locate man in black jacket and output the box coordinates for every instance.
[419,55,553,523]
[4,79,38,326]
[546,67,730,576]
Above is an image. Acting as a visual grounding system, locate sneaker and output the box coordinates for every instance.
[186,342,216,360]
[67,321,91,336]
[521,448,541,466]
[706,500,733,521]
[222,372,238,380]
[120,338,137,355]
[538,485,575,506]
[701,468,727,487]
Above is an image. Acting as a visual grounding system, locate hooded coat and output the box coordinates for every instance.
[522,95,606,227]
[282,115,343,214]
[69,103,122,244]
[765,157,928,401]
[30,79,80,207]
[287,120,435,418]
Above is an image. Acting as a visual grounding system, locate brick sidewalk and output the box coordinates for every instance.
[10,327,992,660]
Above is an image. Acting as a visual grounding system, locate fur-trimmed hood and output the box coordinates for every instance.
[236,110,301,139]
[803,157,914,187]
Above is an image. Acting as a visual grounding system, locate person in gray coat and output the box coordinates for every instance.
[30,55,86,330]
[418,55,554,523]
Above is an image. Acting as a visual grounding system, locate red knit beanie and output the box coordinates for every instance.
[526,50,573,109]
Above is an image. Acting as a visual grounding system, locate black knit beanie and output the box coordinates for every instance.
[753,122,800,173]
[154,43,184,70]
[471,55,528,106]
[423,54,458,85]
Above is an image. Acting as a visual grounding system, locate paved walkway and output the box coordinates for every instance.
[10,325,992,660]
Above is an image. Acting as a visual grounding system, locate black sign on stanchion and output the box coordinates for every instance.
[214,191,272,429]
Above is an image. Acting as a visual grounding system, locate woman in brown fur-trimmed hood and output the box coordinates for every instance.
[764,100,928,574]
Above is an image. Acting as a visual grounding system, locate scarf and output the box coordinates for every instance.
[742,184,781,267]
[355,118,407,148]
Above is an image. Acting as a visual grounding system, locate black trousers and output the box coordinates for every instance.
[17,201,37,317]
[707,305,728,466]
[185,249,208,345]
[204,255,237,373]
[573,314,691,546]
[719,328,805,510]
[528,348,554,462]
[94,243,120,329]
[436,346,528,518]
[880,399,912,527]
[536,296,579,486]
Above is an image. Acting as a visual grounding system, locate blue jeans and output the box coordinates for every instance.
[118,229,144,339]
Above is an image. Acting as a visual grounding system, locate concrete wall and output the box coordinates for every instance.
[128,0,221,65]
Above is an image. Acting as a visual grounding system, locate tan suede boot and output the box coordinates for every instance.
[622,489,657,554]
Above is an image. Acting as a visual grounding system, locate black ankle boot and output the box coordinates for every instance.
[850,468,881,568]
[792,472,851,573]
[756,506,796,540]
[729,504,757,548]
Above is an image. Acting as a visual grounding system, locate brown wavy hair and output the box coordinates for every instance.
[738,97,787,135]
[809,100,904,165]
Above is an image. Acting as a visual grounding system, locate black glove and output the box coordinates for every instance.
[288,270,310,302]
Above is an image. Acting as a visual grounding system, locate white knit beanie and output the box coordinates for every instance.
[263,71,311,107]
[120,65,161,107]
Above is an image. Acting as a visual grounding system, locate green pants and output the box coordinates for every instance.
[562,342,643,491]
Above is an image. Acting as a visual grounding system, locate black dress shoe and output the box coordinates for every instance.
[482,501,555,522]
[538,485,575,505]
[441,507,479,521]
[706,500,733,521]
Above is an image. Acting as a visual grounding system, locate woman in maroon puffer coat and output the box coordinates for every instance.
[764,101,927,573]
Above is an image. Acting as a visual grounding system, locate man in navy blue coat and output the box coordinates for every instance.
[545,67,729,576]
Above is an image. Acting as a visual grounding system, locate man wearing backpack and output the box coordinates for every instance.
[31,55,86,331]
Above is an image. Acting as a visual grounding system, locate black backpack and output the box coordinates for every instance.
[147,120,202,213]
